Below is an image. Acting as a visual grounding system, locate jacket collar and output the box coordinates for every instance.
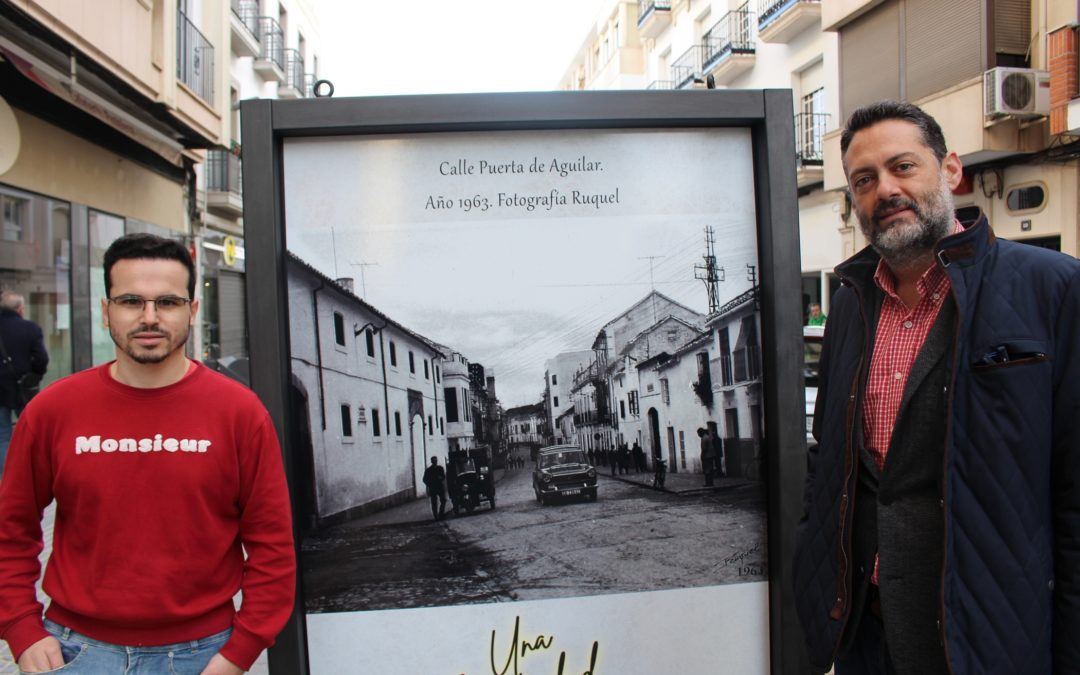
[835,210,995,289]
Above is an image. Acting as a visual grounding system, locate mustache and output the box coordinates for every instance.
[126,326,168,338]
[872,197,923,222]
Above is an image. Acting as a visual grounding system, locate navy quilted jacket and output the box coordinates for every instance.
[793,215,1080,674]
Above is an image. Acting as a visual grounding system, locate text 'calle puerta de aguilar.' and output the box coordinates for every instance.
[426,155,620,214]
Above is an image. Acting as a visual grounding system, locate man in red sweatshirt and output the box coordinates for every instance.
[0,234,296,674]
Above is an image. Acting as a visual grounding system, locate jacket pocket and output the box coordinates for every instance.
[970,339,1049,371]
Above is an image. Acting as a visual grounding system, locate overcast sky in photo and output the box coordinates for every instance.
[283,129,759,408]
[311,0,606,96]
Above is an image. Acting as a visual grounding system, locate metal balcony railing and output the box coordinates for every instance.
[671,45,706,89]
[177,10,214,104]
[230,0,259,41]
[795,112,829,163]
[206,150,242,196]
[284,49,305,94]
[258,16,284,71]
[702,5,755,71]
[646,79,675,90]
[757,0,818,30]
[637,0,673,22]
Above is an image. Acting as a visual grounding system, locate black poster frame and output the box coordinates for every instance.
[240,89,809,674]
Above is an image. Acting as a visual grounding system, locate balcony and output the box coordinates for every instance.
[278,49,306,99]
[205,149,243,217]
[253,16,284,82]
[177,10,215,105]
[229,0,260,58]
[701,5,755,86]
[795,112,828,187]
[646,79,675,90]
[756,0,821,43]
[671,45,707,90]
[637,0,672,40]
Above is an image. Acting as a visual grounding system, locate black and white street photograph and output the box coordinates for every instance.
[281,126,770,664]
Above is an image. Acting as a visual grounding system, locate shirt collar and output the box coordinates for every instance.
[873,219,964,301]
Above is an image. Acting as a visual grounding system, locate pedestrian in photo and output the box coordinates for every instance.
[697,428,715,486]
[711,428,725,478]
[807,302,827,326]
[0,291,48,473]
[423,456,447,520]
[0,234,295,674]
[793,101,1080,675]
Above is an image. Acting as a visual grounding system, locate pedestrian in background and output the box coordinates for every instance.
[794,101,1080,675]
[697,427,715,486]
[0,234,295,674]
[0,290,48,474]
[423,456,447,521]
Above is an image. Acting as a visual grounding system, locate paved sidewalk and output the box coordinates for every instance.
[603,466,753,494]
[0,503,270,674]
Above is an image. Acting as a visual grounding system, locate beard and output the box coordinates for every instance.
[857,173,955,271]
[111,323,190,365]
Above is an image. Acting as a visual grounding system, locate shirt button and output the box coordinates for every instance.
[894,371,902,380]
[903,320,913,329]
[932,293,941,301]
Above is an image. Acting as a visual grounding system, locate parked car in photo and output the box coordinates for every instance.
[532,445,597,505]
[803,324,825,449]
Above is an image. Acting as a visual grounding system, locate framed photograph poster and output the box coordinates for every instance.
[241,90,809,674]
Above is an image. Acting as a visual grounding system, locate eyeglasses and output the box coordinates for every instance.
[107,295,193,313]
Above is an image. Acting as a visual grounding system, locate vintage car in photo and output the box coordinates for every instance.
[532,444,598,505]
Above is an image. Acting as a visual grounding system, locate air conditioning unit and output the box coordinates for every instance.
[984,67,1050,119]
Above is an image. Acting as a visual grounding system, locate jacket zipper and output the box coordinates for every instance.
[828,275,869,641]
[938,272,962,675]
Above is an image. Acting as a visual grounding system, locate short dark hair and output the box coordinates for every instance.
[103,233,195,300]
[840,100,948,164]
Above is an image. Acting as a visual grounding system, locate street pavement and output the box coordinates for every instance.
[0,503,270,675]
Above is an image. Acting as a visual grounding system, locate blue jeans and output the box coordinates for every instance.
[31,619,231,674]
[0,404,12,472]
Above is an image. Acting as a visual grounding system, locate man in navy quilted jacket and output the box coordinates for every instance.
[793,100,1080,675]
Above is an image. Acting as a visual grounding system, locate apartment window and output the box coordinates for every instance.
[428,415,433,436]
[620,400,626,419]
[435,366,441,383]
[372,409,381,437]
[660,378,670,405]
[445,387,459,423]
[439,417,444,435]
[628,391,639,416]
[333,312,345,346]
[719,327,734,386]
[554,396,559,407]
[365,329,375,357]
[394,411,402,436]
[697,352,712,391]
[463,388,471,422]
[552,374,557,385]
[340,404,352,438]
[424,360,429,379]
[408,351,415,373]
[389,341,397,366]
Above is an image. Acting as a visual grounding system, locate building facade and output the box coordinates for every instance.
[560,0,846,322]
[0,0,322,394]
[287,255,451,524]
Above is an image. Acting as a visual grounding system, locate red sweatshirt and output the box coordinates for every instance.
[0,362,296,670]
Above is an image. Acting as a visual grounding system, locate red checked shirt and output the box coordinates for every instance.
[863,221,962,583]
